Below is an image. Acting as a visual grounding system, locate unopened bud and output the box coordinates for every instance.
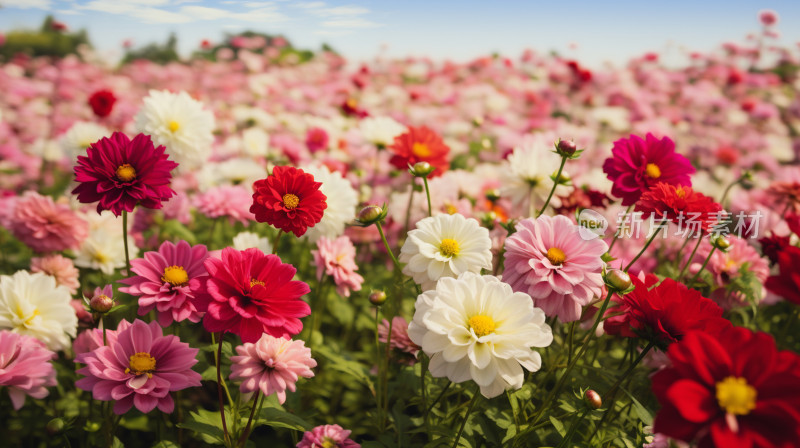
[604,269,632,293]
[556,139,577,156]
[585,390,602,409]
[369,290,387,306]
[485,189,501,202]
[410,161,435,177]
[46,418,65,436]
[481,211,498,228]
[90,294,114,313]
[356,205,387,226]
[472,116,484,127]
[712,235,732,251]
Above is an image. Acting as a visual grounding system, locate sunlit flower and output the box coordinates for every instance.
[502,140,571,216]
[250,166,327,238]
[301,164,358,243]
[359,116,406,148]
[388,126,450,177]
[74,215,139,275]
[60,121,109,159]
[194,185,255,226]
[232,231,272,254]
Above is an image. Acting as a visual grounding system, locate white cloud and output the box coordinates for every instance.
[78,1,192,23]
[0,0,52,9]
[315,5,368,16]
[56,8,82,15]
[291,1,325,9]
[315,29,353,36]
[322,18,380,28]
[180,5,287,23]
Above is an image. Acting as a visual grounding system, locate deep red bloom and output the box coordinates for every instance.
[555,187,612,215]
[765,246,800,305]
[197,248,311,342]
[88,89,117,118]
[652,326,800,448]
[305,127,329,153]
[602,133,695,206]
[250,166,327,237]
[636,183,722,233]
[603,273,660,339]
[72,132,178,216]
[388,126,450,178]
[759,233,791,265]
[786,212,800,236]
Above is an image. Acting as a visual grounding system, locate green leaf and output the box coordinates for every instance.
[151,442,180,448]
[620,388,653,426]
[254,408,312,432]
[179,409,228,445]
[314,345,375,394]
[549,415,566,437]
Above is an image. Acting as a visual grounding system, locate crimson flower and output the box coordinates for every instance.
[758,233,791,265]
[636,183,722,233]
[388,126,450,178]
[250,166,327,238]
[72,132,178,216]
[652,326,800,447]
[764,246,800,305]
[197,248,311,342]
[88,89,117,118]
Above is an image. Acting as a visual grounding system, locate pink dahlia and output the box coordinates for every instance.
[197,248,311,342]
[119,240,210,327]
[297,424,360,448]
[75,319,201,414]
[10,191,88,253]
[72,132,178,216]
[503,215,608,322]
[312,236,364,297]
[602,133,695,206]
[378,316,421,365]
[229,333,316,404]
[30,254,80,294]
[194,185,255,226]
[0,330,57,410]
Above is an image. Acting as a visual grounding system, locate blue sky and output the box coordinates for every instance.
[0,0,798,67]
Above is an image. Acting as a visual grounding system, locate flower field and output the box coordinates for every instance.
[1,9,800,448]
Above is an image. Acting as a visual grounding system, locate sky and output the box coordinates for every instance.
[0,0,798,67]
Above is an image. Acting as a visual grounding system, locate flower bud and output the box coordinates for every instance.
[485,188,501,203]
[472,116,484,127]
[355,205,387,226]
[410,161,435,177]
[585,389,602,409]
[46,418,65,436]
[712,235,732,251]
[604,269,632,293]
[369,290,387,306]
[556,139,577,156]
[480,211,498,228]
[90,294,114,313]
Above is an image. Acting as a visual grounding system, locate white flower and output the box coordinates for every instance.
[502,139,571,216]
[135,90,215,170]
[400,213,493,291]
[408,272,553,398]
[359,116,406,147]
[74,212,139,275]
[29,139,62,162]
[197,157,266,191]
[232,231,272,254]
[301,164,358,243]
[60,121,109,159]
[241,127,270,157]
[0,271,78,351]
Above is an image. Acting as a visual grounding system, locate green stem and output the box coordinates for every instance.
[238,389,261,447]
[676,235,703,281]
[536,156,567,218]
[374,306,383,430]
[672,237,692,269]
[687,246,717,285]
[608,205,634,252]
[719,176,742,206]
[623,227,662,271]
[214,333,231,446]
[566,321,576,365]
[122,210,131,276]
[421,354,431,438]
[380,313,395,431]
[207,217,219,247]
[426,380,452,414]
[422,176,433,217]
[375,222,402,271]
[451,387,480,448]
[272,230,283,255]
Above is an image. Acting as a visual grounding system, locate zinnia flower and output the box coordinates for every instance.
[0,271,77,351]
[297,424,360,448]
[119,240,210,327]
[503,215,608,322]
[9,191,88,253]
[301,164,358,243]
[399,213,493,291]
[197,248,311,342]
[408,272,553,398]
[312,236,364,297]
[194,185,255,226]
[72,132,178,216]
[75,319,201,414]
[765,246,800,305]
[652,326,800,447]
[636,183,722,234]
[88,89,116,118]
[0,330,56,410]
[602,133,695,206]
[250,166,327,238]
[388,126,450,177]
[229,333,316,404]
[30,254,80,295]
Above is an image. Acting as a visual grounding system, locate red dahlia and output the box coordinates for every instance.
[764,246,800,305]
[636,182,722,233]
[250,166,327,237]
[88,89,117,118]
[652,326,800,448]
[388,126,450,178]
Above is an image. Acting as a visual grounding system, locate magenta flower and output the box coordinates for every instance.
[503,215,608,322]
[72,132,178,216]
[119,240,210,327]
[197,248,311,342]
[602,133,695,206]
[75,319,201,414]
[10,191,88,253]
[297,424,360,448]
[0,330,57,410]
[312,236,364,297]
[229,334,316,404]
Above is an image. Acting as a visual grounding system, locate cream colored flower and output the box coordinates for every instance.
[301,164,359,243]
[502,139,571,217]
[232,231,272,254]
[74,212,138,275]
[60,121,109,159]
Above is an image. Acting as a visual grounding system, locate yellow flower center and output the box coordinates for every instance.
[546,247,566,265]
[116,164,136,182]
[125,352,156,378]
[162,265,189,286]
[444,203,458,215]
[321,439,336,448]
[439,238,460,257]
[645,163,661,179]
[716,376,757,416]
[168,120,180,133]
[282,193,300,210]
[468,315,496,338]
[250,278,265,288]
[16,304,40,327]
[93,251,110,264]
[676,186,687,199]
[412,142,432,158]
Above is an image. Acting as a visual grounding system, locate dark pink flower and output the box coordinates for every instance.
[297,424,360,448]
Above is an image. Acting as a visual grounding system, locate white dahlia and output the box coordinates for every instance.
[0,271,78,351]
[408,272,553,398]
[74,212,139,275]
[301,164,359,243]
[134,90,215,170]
[232,231,272,254]
[60,121,109,159]
[502,140,571,217]
[400,213,493,291]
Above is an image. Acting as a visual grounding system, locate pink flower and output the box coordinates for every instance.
[86,284,115,313]
[119,240,210,327]
[229,334,316,404]
[297,424,360,448]
[0,330,57,410]
[305,127,329,153]
[312,236,364,297]
[75,319,201,415]
[73,320,132,356]
[378,317,420,365]
[10,191,88,253]
[30,254,80,294]
[194,185,255,226]
[503,215,608,322]
[759,9,778,26]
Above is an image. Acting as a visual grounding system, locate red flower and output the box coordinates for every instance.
[652,326,800,448]
[250,166,327,237]
[72,132,178,216]
[88,89,117,118]
[786,212,800,236]
[758,233,791,265]
[636,183,722,234]
[765,246,800,305]
[603,273,660,339]
[388,126,450,177]
[305,127,329,153]
[197,248,311,342]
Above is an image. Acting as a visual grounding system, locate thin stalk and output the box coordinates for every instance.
[608,204,634,252]
[676,235,703,281]
[404,184,415,233]
[272,230,283,255]
[672,237,692,269]
[215,333,231,446]
[421,355,431,437]
[380,314,395,431]
[122,210,131,276]
[623,227,662,271]
[374,306,383,430]
[238,389,261,447]
[451,387,480,448]
[375,222,402,271]
[719,177,741,205]
[687,246,717,285]
[536,156,567,218]
[426,380,453,414]
[566,321,576,365]
[422,176,433,217]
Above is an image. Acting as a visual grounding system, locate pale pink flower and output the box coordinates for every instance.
[230,334,316,404]
[30,254,80,294]
[9,191,88,253]
[503,215,608,322]
[73,320,132,356]
[297,424,360,448]
[194,185,255,226]
[312,236,364,297]
[0,330,57,410]
[378,317,420,365]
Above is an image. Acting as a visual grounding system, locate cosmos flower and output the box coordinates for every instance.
[359,116,406,148]
[250,166,327,238]
[74,213,139,275]
[0,330,57,410]
[388,126,450,177]
[296,424,360,448]
[312,236,364,297]
[9,191,88,253]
